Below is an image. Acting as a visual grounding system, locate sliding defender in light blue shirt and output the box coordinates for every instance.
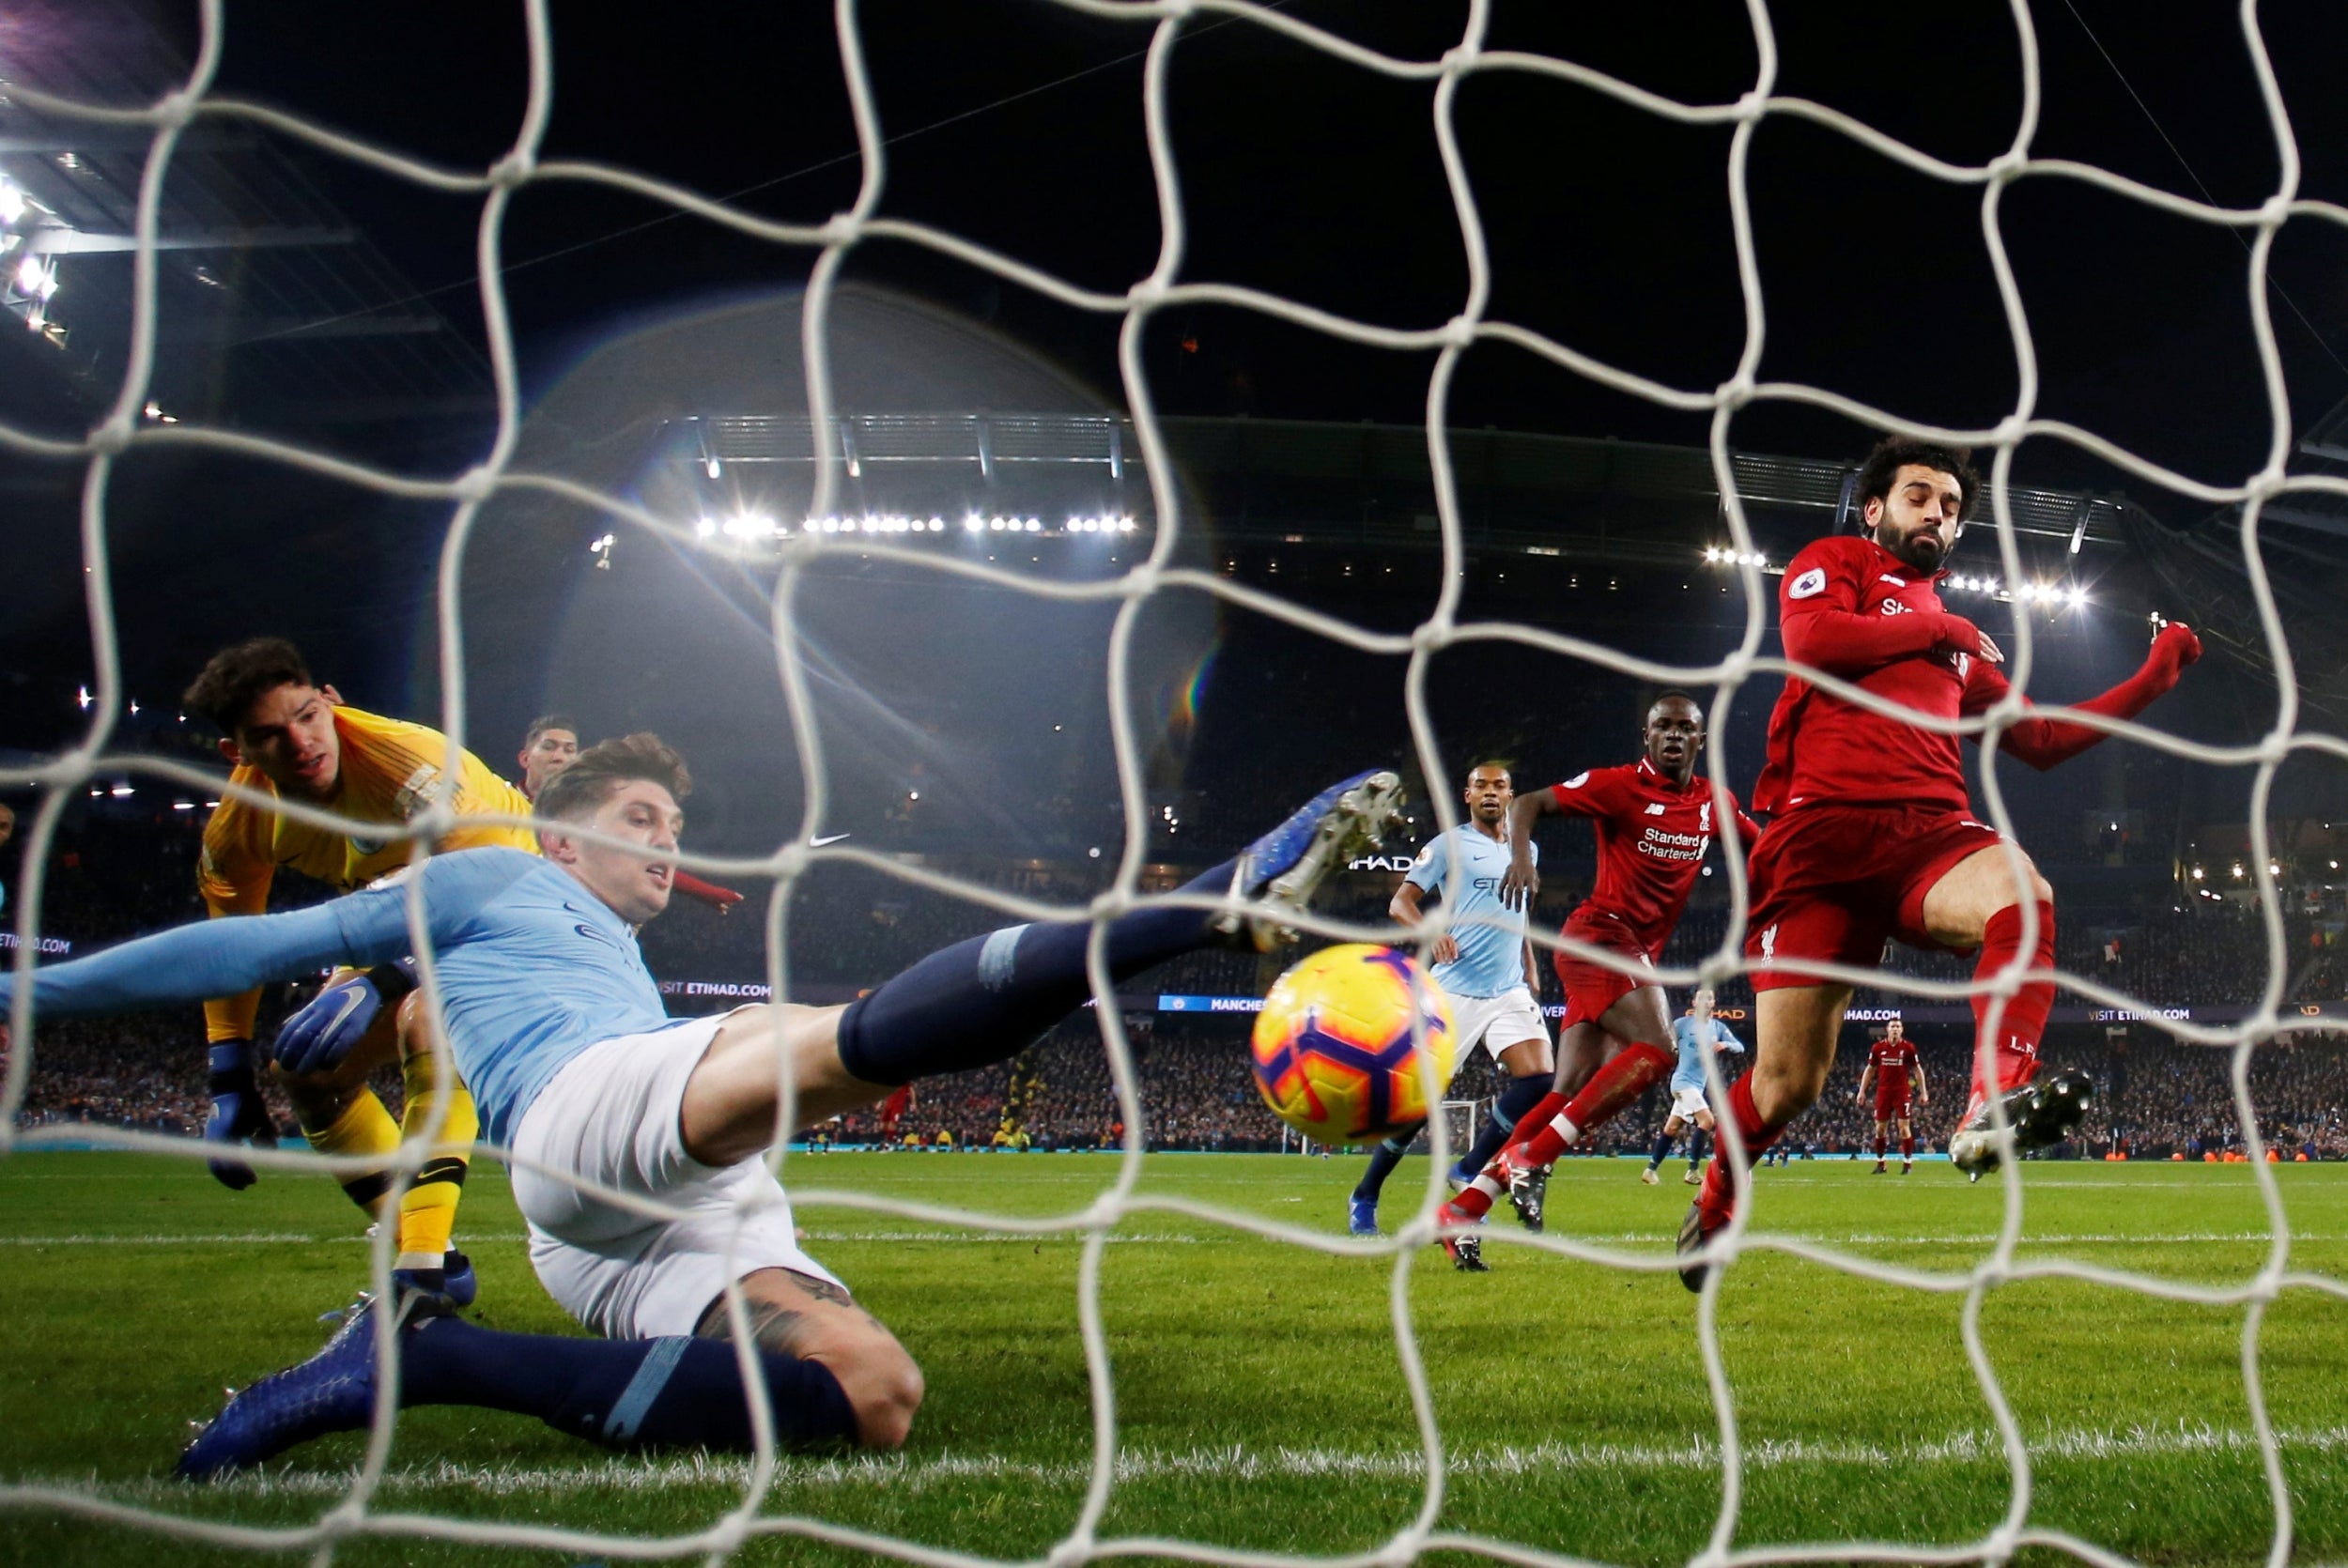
[5,743,1407,1480]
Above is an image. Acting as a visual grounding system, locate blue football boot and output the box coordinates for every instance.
[1215,769,1404,951]
[1348,1196,1382,1237]
[178,1296,386,1480]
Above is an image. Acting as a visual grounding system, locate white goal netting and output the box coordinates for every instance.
[4,1,2347,1565]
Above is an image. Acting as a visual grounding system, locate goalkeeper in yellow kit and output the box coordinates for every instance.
[185,638,537,1304]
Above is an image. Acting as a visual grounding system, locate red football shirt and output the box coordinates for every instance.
[1549,758,1755,956]
[1753,534,2010,816]
[1869,1038,1918,1084]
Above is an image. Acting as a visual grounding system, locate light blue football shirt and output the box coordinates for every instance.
[1670,1013,1744,1094]
[1404,823,1532,1000]
[1,846,684,1147]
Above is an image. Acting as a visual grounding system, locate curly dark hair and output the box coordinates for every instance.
[536,732,691,822]
[181,638,316,734]
[1855,437,1982,526]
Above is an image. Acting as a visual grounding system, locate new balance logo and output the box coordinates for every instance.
[1645,802,1667,816]
[1879,574,1907,587]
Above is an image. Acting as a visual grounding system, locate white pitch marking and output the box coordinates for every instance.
[31,1422,2348,1503]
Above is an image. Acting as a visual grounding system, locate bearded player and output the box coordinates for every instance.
[1350,762,1553,1237]
[1854,1016,1928,1174]
[1434,693,1757,1270]
[0,743,1403,1471]
[1678,438,2202,1287]
[190,638,538,1302]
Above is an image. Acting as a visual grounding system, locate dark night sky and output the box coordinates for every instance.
[161,0,2348,484]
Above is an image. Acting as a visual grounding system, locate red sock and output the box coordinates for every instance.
[1874,1134,1887,1161]
[1900,1136,1914,1161]
[1499,1092,1567,1152]
[1969,900,2057,1109]
[1694,1076,1790,1227]
[1448,1042,1671,1222]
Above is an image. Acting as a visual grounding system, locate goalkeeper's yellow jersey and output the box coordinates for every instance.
[196,704,538,1041]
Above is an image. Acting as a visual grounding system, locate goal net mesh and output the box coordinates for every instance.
[2,1,2342,1564]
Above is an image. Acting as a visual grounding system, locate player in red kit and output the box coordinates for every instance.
[1853,1017,1928,1174]
[1433,693,1757,1270]
[1678,438,2202,1288]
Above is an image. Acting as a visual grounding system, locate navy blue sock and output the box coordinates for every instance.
[1688,1128,1709,1168]
[837,858,1239,1087]
[1457,1071,1551,1173]
[1352,1123,1423,1203]
[400,1317,857,1451]
[1647,1128,1675,1169]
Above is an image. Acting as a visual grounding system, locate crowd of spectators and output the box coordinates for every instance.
[11,786,2348,1164]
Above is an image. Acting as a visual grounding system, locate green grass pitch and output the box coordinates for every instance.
[5,1149,2348,1567]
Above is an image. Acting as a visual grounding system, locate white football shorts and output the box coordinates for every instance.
[511,1009,843,1340]
[1669,1085,1710,1121]
[1448,986,1548,1063]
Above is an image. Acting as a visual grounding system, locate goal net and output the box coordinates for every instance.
[1,3,2341,1566]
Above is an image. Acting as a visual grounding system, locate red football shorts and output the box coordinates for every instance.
[1552,907,1659,1029]
[1744,802,2010,992]
[1874,1083,1914,1121]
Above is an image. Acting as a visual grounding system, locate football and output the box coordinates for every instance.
[1249,944,1457,1143]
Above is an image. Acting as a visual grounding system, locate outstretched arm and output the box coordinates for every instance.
[1987,623,2202,771]
[1780,545,2000,677]
[1,852,514,1022]
[1498,790,1560,907]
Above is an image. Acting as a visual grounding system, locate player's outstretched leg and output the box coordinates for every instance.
[1676,987,1840,1291]
[1437,1027,1672,1260]
[178,1295,867,1479]
[1946,899,2066,1178]
[826,771,1402,1098]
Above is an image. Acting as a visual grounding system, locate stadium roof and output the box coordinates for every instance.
[665,408,2135,566]
[0,0,492,444]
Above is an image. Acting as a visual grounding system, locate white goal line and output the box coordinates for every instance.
[26,1421,2347,1506]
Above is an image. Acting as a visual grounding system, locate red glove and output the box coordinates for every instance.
[672,869,745,913]
[2144,622,2203,690]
